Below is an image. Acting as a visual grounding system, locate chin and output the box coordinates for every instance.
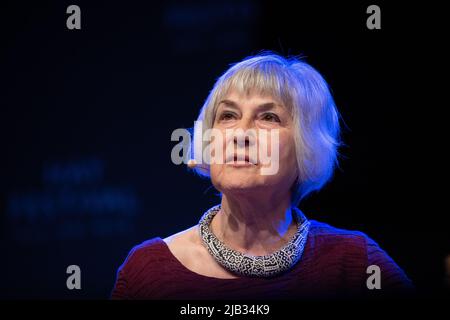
[211,167,274,192]
[218,177,267,194]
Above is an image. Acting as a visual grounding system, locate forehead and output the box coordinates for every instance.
[218,89,285,111]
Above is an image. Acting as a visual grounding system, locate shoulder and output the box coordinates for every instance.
[308,220,399,260]
[123,225,198,258]
[162,225,212,272]
[307,219,395,261]
[118,237,168,274]
[111,237,169,299]
[308,220,372,249]
[305,220,385,269]
[163,225,199,248]
[306,220,414,291]
[130,237,166,253]
[304,220,373,272]
[120,226,201,272]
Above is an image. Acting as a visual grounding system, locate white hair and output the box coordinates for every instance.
[191,53,341,206]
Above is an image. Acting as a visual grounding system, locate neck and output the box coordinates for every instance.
[211,192,297,256]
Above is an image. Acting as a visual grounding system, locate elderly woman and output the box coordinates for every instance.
[111,53,413,299]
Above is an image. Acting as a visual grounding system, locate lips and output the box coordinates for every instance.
[225,154,257,165]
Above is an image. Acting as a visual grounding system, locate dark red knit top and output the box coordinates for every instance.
[111,220,413,299]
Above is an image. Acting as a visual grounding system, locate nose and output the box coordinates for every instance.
[232,127,256,148]
[234,133,250,148]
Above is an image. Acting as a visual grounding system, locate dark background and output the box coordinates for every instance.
[0,1,447,299]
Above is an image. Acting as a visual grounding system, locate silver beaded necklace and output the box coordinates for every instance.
[198,204,310,278]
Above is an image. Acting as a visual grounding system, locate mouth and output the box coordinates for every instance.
[225,154,257,166]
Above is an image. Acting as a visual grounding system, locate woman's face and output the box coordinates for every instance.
[209,89,298,198]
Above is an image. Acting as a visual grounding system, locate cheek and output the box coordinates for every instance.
[209,164,220,189]
[209,129,229,163]
[282,137,297,163]
[209,164,222,181]
[261,131,296,164]
[275,133,297,172]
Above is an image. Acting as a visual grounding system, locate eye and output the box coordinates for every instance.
[218,111,237,121]
[261,112,281,122]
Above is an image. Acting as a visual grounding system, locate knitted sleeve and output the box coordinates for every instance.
[365,235,414,293]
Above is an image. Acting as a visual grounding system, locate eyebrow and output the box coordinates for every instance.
[218,99,281,112]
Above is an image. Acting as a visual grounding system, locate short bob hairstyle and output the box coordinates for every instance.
[192,53,341,206]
